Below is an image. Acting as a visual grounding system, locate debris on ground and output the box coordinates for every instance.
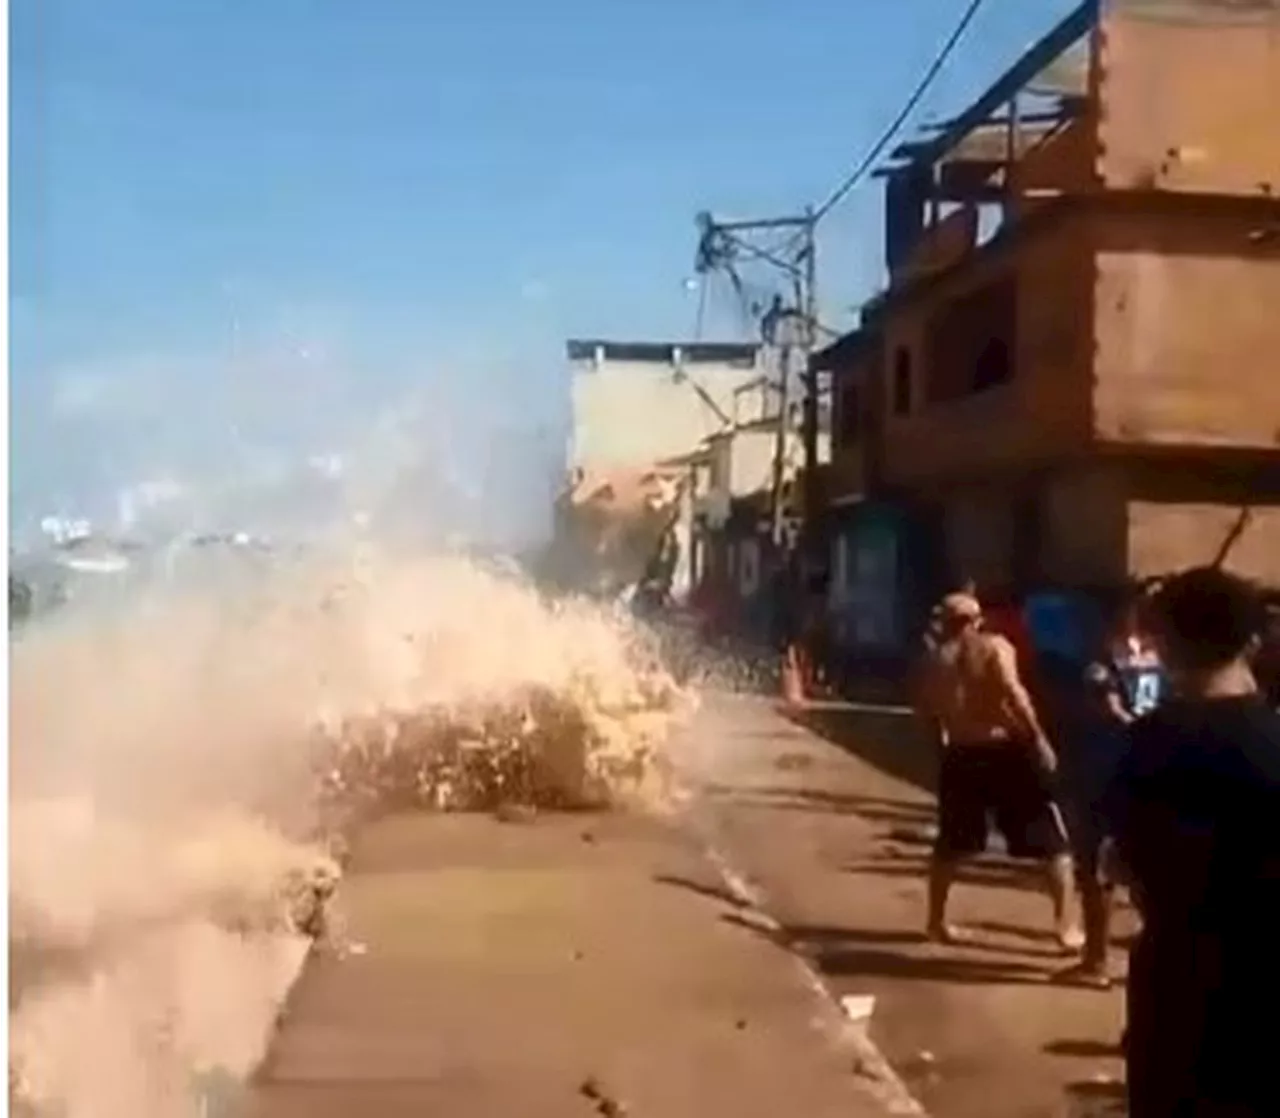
[494,803,538,824]
[775,752,814,772]
[578,1075,628,1115]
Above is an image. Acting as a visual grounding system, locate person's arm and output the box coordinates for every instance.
[911,657,948,749]
[1083,661,1133,725]
[991,636,1055,768]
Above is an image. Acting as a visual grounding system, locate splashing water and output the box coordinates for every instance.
[9,544,696,1118]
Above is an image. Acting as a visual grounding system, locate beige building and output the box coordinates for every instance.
[552,339,763,597]
[818,0,1280,598]
[566,340,763,473]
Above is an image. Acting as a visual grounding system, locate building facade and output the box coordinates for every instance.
[552,339,762,598]
[815,0,1280,658]
[565,340,763,475]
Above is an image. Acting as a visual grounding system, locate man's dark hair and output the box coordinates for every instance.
[1148,566,1265,671]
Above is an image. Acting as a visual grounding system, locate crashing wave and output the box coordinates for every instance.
[9,548,695,1118]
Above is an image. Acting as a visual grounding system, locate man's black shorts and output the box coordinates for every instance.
[935,744,1070,860]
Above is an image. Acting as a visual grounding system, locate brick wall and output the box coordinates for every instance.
[879,213,1095,485]
[1096,6,1280,196]
[1128,501,1280,585]
[1092,204,1280,448]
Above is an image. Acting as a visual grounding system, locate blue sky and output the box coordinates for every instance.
[10,0,1073,545]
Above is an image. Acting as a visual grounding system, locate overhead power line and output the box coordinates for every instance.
[809,0,988,226]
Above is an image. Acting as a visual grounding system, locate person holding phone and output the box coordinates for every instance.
[1105,567,1280,1115]
[1057,598,1164,989]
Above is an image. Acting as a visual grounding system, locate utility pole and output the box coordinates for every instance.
[762,295,791,547]
[693,210,821,558]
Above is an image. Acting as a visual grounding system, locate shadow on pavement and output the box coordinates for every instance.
[1063,1077,1127,1116]
[652,873,747,909]
[811,942,1052,987]
[844,850,1050,896]
[704,784,934,823]
[1046,1038,1123,1059]
[786,705,937,794]
[720,913,1061,986]
[969,919,1068,947]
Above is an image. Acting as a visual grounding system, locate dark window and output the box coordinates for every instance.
[837,383,861,447]
[924,277,1018,403]
[973,337,1013,392]
[891,348,913,415]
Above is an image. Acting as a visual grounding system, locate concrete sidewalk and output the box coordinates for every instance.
[247,808,889,1118]
[684,694,1129,1118]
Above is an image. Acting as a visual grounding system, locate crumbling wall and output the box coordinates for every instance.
[547,468,682,597]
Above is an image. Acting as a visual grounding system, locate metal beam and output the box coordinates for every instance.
[902,0,1098,169]
[720,229,804,279]
[907,108,1068,143]
[707,214,812,233]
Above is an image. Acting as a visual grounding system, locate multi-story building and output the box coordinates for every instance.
[815,0,1280,662]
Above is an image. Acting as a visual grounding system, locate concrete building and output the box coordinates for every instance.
[691,415,829,609]
[551,339,763,598]
[565,340,763,475]
[814,0,1280,662]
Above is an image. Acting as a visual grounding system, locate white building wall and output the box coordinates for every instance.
[569,350,761,473]
[729,430,782,497]
[715,428,834,502]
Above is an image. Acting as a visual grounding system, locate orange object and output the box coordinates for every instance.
[782,644,807,708]
[799,644,816,692]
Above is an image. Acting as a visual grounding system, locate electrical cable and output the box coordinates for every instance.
[809,0,988,226]
[689,0,987,339]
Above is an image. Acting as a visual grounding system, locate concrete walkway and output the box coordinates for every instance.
[683,694,1129,1118]
[247,807,888,1118]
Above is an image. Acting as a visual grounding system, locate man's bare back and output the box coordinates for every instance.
[919,628,1038,747]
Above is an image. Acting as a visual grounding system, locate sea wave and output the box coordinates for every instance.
[8,546,694,1118]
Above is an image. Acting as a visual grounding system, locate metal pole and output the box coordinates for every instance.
[770,339,792,548]
[800,208,821,574]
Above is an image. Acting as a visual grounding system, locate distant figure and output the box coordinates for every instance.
[800,575,830,694]
[915,592,1081,949]
[1254,601,1280,708]
[1106,567,1280,1116]
[1056,597,1164,990]
[9,574,33,628]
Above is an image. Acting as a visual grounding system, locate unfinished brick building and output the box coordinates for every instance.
[817,0,1280,639]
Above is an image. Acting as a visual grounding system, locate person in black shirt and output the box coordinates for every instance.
[1057,599,1165,990]
[1104,566,1280,1116]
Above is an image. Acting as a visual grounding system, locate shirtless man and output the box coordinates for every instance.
[916,592,1081,948]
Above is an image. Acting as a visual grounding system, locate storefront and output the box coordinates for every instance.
[826,501,918,661]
